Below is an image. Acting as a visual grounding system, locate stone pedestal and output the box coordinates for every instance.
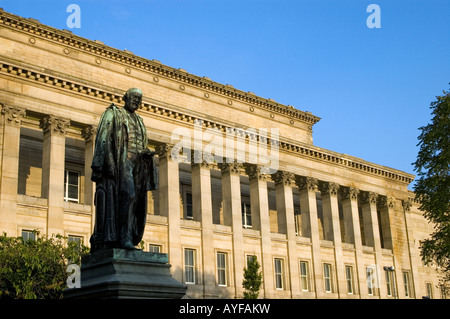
[64,249,187,299]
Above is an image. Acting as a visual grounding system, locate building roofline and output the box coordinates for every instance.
[0,8,321,126]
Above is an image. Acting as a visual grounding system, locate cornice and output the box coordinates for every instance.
[0,9,321,125]
[0,58,415,185]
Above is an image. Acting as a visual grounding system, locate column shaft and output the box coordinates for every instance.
[0,105,25,236]
[246,165,273,298]
[40,115,70,236]
[220,161,244,298]
[191,161,215,297]
[273,170,300,297]
[296,176,323,297]
[157,144,182,282]
[320,182,346,297]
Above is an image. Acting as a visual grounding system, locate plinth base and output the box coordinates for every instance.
[64,248,187,299]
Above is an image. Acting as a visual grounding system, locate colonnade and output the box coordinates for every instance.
[0,106,414,298]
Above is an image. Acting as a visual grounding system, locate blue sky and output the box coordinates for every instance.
[2,0,449,189]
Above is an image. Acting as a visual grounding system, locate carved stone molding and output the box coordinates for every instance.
[245,164,270,181]
[360,191,379,205]
[1,104,26,127]
[295,176,319,192]
[218,160,243,175]
[271,170,295,186]
[340,187,360,201]
[39,115,70,135]
[156,143,174,160]
[379,196,395,209]
[402,199,412,211]
[81,125,97,143]
[319,181,340,196]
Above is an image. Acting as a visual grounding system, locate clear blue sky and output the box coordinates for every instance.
[2,0,449,189]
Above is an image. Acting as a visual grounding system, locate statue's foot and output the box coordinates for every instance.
[120,241,137,250]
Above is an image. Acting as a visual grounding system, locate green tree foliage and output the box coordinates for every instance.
[413,87,450,287]
[242,257,263,299]
[0,231,89,299]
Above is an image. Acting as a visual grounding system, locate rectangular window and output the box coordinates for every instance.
[186,192,193,219]
[68,235,83,246]
[217,252,228,286]
[149,244,161,253]
[345,265,354,294]
[246,255,257,267]
[64,170,80,203]
[385,270,393,296]
[323,263,333,293]
[299,261,310,291]
[21,230,36,241]
[366,267,375,295]
[274,258,284,290]
[241,202,252,229]
[294,206,301,236]
[402,271,411,298]
[184,248,196,284]
[426,282,433,299]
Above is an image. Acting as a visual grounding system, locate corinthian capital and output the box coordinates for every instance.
[271,170,295,186]
[340,187,360,201]
[319,181,340,196]
[39,115,70,135]
[402,199,412,211]
[295,176,319,192]
[218,160,243,175]
[1,104,26,127]
[379,196,395,209]
[360,191,378,205]
[156,143,174,160]
[245,164,270,181]
[81,125,97,142]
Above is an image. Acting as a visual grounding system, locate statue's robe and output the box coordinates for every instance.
[89,104,157,253]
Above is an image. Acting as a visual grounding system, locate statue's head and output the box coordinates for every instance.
[123,88,143,113]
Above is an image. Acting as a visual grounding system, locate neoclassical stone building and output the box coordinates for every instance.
[0,9,444,299]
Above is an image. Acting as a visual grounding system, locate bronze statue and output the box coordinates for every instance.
[89,88,157,253]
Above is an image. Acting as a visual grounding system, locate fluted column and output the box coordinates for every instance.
[40,115,70,236]
[191,151,215,297]
[296,176,323,297]
[246,164,273,298]
[156,143,182,281]
[0,105,26,236]
[219,160,244,298]
[340,186,367,297]
[320,181,346,297]
[272,170,300,297]
[360,191,386,298]
[402,199,418,298]
[379,196,400,298]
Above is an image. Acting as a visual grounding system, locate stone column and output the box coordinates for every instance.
[82,125,96,235]
[191,152,215,297]
[402,199,419,298]
[296,176,323,297]
[40,115,70,237]
[272,170,300,297]
[340,187,367,297]
[320,181,346,297]
[360,191,386,298]
[219,160,244,298]
[0,105,26,236]
[379,196,401,298]
[156,143,182,282]
[81,126,96,206]
[245,164,273,298]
